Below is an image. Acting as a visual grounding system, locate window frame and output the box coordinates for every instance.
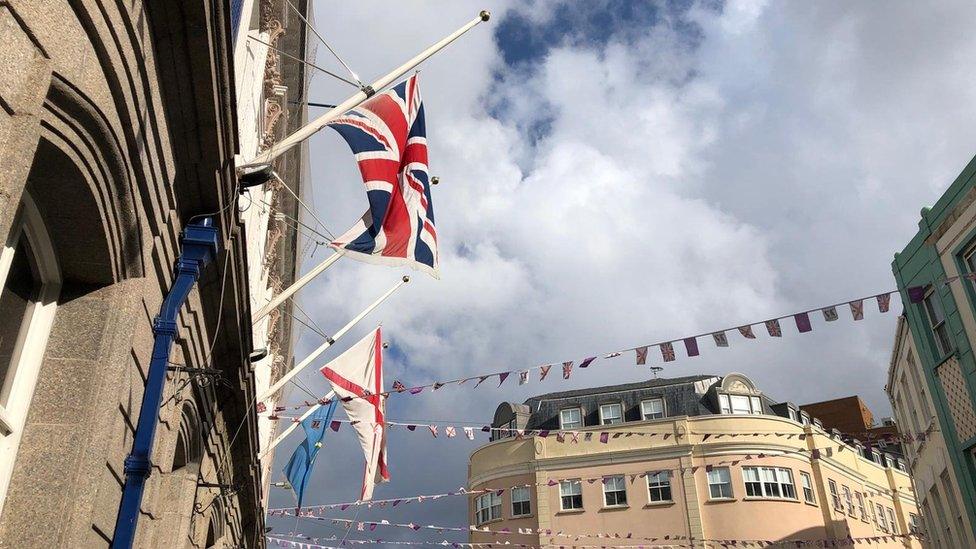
[640,398,666,420]
[856,491,867,522]
[922,291,952,358]
[742,466,796,500]
[475,492,502,525]
[646,471,672,503]
[877,503,889,532]
[511,486,531,517]
[828,479,842,511]
[800,472,816,504]
[602,475,628,507]
[559,407,583,430]
[887,507,898,534]
[559,479,583,511]
[0,194,60,518]
[707,467,733,500]
[842,485,855,516]
[598,402,623,425]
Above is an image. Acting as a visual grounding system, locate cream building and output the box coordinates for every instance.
[469,374,923,548]
[888,315,975,548]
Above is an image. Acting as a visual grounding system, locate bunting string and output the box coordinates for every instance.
[270,514,925,547]
[265,281,959,413]
[268,440,907,514]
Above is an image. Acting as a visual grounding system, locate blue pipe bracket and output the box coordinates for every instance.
[112,217,219,548]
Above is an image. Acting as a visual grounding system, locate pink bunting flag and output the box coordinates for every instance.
[599,432,609,443]
[850,299,864,320]
[445,426,456,438]
[539,364,552,381]
[464,427,474,440]
[794,312,812,333]
[738,325,756,339]
[877,293,891,313]
[562,362,573,379]
[765,319,782,337]
[683,337,699,357]
[330,421,341,432]
[256,401,267,413]
[636,346,648,365]
[712,331,729,347]
[660,342,675,362]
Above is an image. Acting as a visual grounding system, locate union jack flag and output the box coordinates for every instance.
[392,380,407,393]
[328,74,439,277]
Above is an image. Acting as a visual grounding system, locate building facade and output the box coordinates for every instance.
[891,153,976,545]
[469,374,923,547]
[0,0,307,546]
[888,314,976,548]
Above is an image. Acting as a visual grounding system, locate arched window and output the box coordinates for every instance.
[172,402,203,472]
[0,193,61,514]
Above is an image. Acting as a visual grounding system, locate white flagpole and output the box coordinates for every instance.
[256,276,409,403]
[253,251,342,323]
[260,390,335,459]
[243,10,490,168]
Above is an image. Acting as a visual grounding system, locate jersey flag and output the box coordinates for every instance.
[320,327,389,500]
[327,74,439,277]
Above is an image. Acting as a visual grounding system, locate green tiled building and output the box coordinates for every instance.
[893,154,976,544]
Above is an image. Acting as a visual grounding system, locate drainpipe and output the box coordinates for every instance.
[112,217,219,548]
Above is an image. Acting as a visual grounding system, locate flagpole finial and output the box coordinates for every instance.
[431,176,440,185]
[402,275,411,283]
[480,10,491,21]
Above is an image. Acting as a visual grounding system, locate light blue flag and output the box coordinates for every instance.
[282,399,338,509]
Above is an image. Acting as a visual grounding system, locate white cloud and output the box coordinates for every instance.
[269,0,976,535]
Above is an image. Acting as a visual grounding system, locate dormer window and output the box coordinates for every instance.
[719,394,763,415]
[641,398,665,420]
[599,403,623,425]
[560,408,582,430]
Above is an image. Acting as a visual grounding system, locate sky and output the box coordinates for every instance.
[265,0,976,543]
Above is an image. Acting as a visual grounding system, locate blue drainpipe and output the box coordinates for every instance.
[112,217,219,548]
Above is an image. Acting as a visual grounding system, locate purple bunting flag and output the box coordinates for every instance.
[498,372,510,386]
[330,420,341,432]
[599,432,609,443]
[907,286,926,303]
[794,312,812,333]
[636,346,648,365]
[683,337,699,357]
[579,356,596,368]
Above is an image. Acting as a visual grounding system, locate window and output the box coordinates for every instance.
[887,507,897,534]
[800,472,815,504]
[788,408,798,422]
[730,395,752,414]
[750,396,763,415]
[877,503,888,532]
[603,475,627,507]
[646,471,672,502]
[599,403,623,425]
[909,513,922,534]
[475,492,501,524]
[559,408,582,430]
[742,467,795,499]
[511,486,531,517]
[707,467,732,499]
[719,394,731,414]
[641,398,665,420]
[828,480,842,511]
[923,292,952,357]
[560,480,583,510]
[0,195,60,516]
[856,492,867,521]
[843,485,854,515]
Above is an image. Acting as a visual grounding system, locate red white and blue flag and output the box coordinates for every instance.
[328,74,439,277]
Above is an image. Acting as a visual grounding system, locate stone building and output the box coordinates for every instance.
[0,0,309,546]
[470,374,923,547]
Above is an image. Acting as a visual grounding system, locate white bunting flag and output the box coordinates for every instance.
[712,331,729,347]
[464,427,474,440]
[518,370,529,385]
[823,306,838,321]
